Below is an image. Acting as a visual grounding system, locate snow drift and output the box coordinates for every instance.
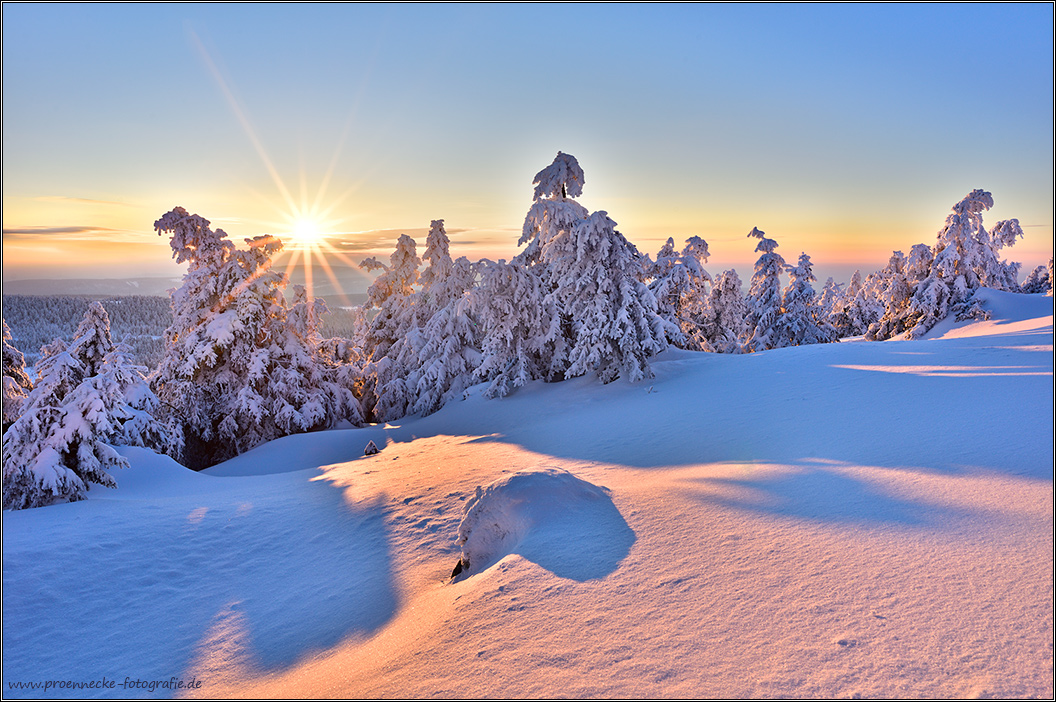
[452,468,634,581]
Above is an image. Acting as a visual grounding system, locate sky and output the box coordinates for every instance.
[2,3,1053,293]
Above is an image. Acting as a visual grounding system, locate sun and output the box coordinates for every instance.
[286,217,327,249]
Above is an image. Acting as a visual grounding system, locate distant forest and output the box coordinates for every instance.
[2,294,361,369]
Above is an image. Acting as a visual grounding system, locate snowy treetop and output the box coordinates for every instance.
[532,152,585,201]
[952,189,994,215]
[747,226,779,254]
[154,206,235,269]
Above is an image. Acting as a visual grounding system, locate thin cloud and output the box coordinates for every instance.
[33,196,137,208]
[2,225,143,240]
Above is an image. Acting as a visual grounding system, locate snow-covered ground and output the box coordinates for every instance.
[3,289,1052,698]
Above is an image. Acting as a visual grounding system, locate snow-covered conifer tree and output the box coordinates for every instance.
[3,318,33,430]
[817,277,843,321]
[870,190,1026,340]
[412,223,482,416]
[866,250,914,340]
[772,253,837,347]
[472,259,559,398]
[558,210,669,383]
[360,234,424,422]
[831,269,864,338]
[743,227,786,352]
[698,269,747,354]
[68,301,114,377]
[648,237,710,348]
[151,207,360,469]
[2,349,126,509]
[1021,261,1053,295]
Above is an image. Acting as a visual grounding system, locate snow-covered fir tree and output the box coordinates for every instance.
[2,348,125,509]
[698,269,747,354]
[68,301,113,377]
[412,222,482,416]
[1021,261,1053,295]
[515,153,673,383]
[557,210,670,383]
[831,269,865,338]
[647,236,710,348]
[772,253,837,347]
[743,227,786,352]
[817,277,844,321]
[865,251,912,340]
[870,190,1025,340]
[151,207,361,469]
[472,258,559,399]
[360,233,424,422]
[3,317,34,431]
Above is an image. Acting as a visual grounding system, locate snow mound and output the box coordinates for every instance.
[453,468,635,581]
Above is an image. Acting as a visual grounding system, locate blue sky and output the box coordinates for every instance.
[2,3,1052,288]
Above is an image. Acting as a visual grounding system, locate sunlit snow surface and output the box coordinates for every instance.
[3,289,1052,699]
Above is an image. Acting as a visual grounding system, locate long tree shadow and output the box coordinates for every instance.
[680,460,969,528]
[2,471,397,698]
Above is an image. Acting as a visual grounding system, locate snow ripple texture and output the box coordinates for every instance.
[454,468,635,581]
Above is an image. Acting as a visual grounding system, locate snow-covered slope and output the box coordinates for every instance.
[3,290,1052,698]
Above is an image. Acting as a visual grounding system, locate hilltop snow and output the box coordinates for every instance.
[3,289,1052,698]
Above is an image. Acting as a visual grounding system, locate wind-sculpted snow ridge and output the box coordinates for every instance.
[452,468,635,582]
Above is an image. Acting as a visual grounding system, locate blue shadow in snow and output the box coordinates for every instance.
[685,460,971,528]
[1,474,396,699]
[516,497,636,582]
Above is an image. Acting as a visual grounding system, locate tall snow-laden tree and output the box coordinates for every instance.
[831,269,865,338]
[743,227,786,352]
[772,253,837,347]
[557,210,669,383]
[472,259,559,399]
[2,349,126,510]
[870,190,1025,340]
[414,272,481,416]
[817,277,843,321]
[699,269,747,354]
[3,317,34,430]
[360,233,424,422]
[151,207,360,469]
[68,301,114,377]
[648,236,710,348]
[520,153,674,382]
[412,222,482,416]
[512,152,592,380]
